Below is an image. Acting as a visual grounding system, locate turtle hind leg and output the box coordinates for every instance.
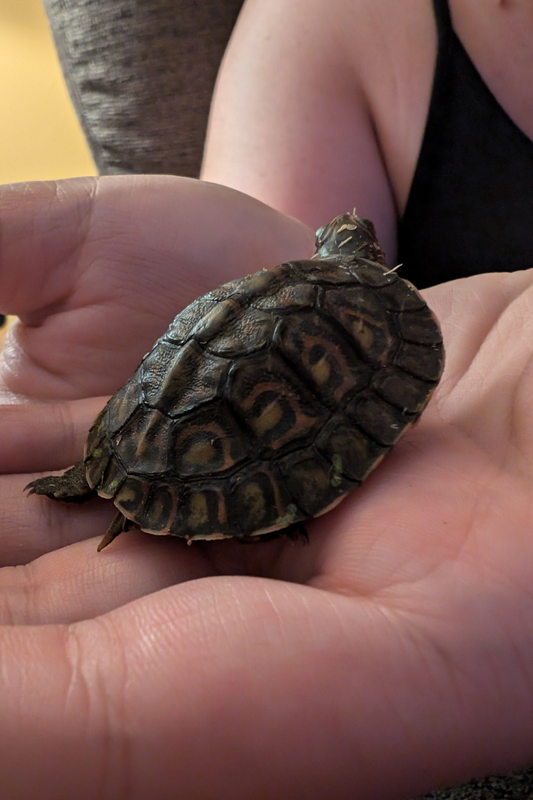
[97,511,134,552]
[282,521,309,543]
[238,522,309,544]
[25,460,95,503]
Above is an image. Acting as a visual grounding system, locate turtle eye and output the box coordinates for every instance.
[314,224,327,247]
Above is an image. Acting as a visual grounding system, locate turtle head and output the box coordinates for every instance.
[313,212,387,266]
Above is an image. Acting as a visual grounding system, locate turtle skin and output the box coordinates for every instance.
[26,213,445,550]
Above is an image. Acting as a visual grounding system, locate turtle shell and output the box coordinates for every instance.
[81,213,445,542]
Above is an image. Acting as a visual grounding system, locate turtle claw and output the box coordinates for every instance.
[25,475,69,499]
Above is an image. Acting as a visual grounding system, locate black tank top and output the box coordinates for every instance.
[397,0,533,288]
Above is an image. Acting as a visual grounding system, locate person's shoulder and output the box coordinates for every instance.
[336,0,437,213]
[230,0,434,71]
[217,0,436,212]
[202,0,437,258]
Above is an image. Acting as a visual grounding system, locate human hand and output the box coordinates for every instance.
[1,177,533,799]
[0,173,313,562]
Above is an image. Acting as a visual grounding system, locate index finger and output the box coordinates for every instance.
[0,176,314,400]
[0,176,314,322]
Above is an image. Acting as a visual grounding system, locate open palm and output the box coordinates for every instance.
[1,175,532,800]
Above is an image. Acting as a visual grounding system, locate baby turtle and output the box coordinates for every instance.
[26,212,445,550]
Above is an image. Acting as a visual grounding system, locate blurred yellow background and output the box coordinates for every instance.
[0,0,95,341]
[0,0,96,183]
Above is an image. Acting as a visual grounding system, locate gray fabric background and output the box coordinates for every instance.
[42,1,533,796]
[43,0,244,176]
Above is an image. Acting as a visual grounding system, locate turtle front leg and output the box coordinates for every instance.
[25,461,95,503]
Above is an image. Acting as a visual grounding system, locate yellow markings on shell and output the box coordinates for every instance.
[133,412,165,460]
[188,492,209,529]
[116,396,132,424]
[353,318,375,351]
[144,494,171,531]
[253,398,283,437]
[118,486,136,503]
[242,482,266,526]
[217,491,227,524]
[309,354,330,387]
[183,438,218,467]
[92,447,102,459]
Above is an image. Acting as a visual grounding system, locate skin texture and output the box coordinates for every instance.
[2,175,533,798]
[202,0,533,267]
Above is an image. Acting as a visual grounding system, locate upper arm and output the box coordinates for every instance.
[201,0,399,263]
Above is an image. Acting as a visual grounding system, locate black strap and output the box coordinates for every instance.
[397,0,533,287]
[432,0,453,41]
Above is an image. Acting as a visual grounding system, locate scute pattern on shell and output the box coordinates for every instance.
[81,216,444,542]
